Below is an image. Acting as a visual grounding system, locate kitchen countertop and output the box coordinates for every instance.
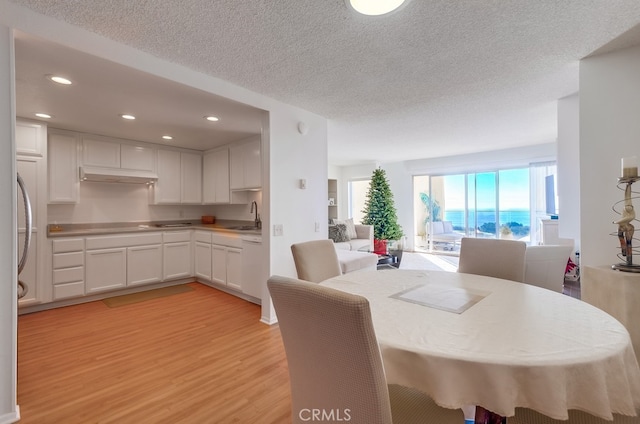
[47,220,262,238]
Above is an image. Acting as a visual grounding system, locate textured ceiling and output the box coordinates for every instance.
[9,0,640,165]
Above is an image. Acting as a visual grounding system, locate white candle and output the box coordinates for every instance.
[622,156,638,178]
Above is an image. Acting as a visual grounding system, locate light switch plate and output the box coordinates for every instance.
[273,224,284,236]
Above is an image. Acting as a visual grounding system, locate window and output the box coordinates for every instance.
[414,164,550,252]
[348,179,370,225]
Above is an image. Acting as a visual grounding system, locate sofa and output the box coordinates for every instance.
[328,222,377,273]
[428,221,463,250]
[331,224,374,251]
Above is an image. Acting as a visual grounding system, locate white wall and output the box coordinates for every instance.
[557,93,581,248]
[580,44,640,267]
[0,22,19,424]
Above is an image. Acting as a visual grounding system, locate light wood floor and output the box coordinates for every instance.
[17,282,292,424]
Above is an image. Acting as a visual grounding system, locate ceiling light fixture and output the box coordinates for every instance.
[120,114,136,120]
[46,75,72,85]
[347,0,407,15]
[205,116,219,122]
[162,135,173,140]
[35,113,53,119]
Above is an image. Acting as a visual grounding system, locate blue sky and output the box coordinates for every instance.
[444,169,530,210]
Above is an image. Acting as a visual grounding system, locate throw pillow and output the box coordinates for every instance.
[333,218,357,239]
[328,224,350,243]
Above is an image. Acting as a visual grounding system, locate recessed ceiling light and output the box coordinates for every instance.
[205,116,219,122]
[35,113,53,119]
[162,135,173,140]
[120,114,136,120]
[347,0,407,15]
[46,75,72,85]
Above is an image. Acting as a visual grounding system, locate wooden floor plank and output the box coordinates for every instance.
[17,282,292,424]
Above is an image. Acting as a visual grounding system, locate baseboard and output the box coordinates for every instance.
[0,405,20,424]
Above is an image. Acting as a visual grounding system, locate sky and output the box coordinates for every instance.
[443,168,530,211]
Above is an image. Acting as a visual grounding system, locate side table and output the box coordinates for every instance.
[582,265,640,362]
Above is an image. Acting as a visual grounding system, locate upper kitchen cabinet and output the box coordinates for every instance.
[230,137,261,190]
[16,119,45,157]
[203,147,230,204]
[82,137,155,172]
[48,130,79,204]
[151,149,202,204]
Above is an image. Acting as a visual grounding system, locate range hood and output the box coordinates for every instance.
[80,166,158,184]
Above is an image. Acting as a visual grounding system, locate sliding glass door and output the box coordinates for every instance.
[414,166,536,253]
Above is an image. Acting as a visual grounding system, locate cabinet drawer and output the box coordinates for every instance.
[53,251,84,268]
[163,231,191,243]
[85,233,162,249]
[53,281,85,300]
[212,233,242,248]
[53,238,84,253]
[53,266,84,284]
[195,231,212,243]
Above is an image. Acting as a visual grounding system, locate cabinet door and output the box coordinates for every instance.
[229,143,244,190]
[203,148,230,204]
[127,245,162,286]
[154,149,181,204]
[48,132,78,203]
[226,247,242,291]
[180,152,202,204]
[243,139,261,189]
[194,242,212,281]
[83,138,121,168]
[16,120,45,157]
[163,242,192,280]
[212,245,227,284]
[121,144,155,171]
[85,248,127,293]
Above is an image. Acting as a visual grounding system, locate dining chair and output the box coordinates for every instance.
[510,407,640,423]
[290,239,342,283]
[457,237,527,282]
[268,275,464,424]
[523,245,573,292]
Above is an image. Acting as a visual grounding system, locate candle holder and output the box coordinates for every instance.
[612,176,640,272]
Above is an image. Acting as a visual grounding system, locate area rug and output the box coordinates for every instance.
[103,285,194,308]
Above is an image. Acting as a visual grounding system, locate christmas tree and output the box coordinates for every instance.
[361,168,404,242]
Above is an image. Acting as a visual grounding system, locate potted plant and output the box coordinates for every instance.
[361,168,404,255]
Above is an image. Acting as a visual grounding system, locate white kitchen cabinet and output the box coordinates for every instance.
[194,242,213,281]
[127,244,163,286]
[180,152,202,204]
[203,147,230,204]
[120,144,155,172]
[211,234,242,291]
[85,247,127,293]
[241,236,264,300]
[52,238,85,300]
[230,138,261,190]
[16,120,45,157]
[152,149,202,204]
[153,149,181,204]
[82,138,120,168]
[163,231,192,280]
[48,131,79,204]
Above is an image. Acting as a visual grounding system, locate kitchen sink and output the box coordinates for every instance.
[229,225,259,231]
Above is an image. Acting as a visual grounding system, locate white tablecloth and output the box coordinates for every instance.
[320,270,640,420]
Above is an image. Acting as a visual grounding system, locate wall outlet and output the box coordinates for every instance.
[315,222,320,232]
[273,224,284,236]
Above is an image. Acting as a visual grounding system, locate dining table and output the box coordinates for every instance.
[320,269,640,422]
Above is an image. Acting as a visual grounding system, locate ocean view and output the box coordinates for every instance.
[444,210,531,229]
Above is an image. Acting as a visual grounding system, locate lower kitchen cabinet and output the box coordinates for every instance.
[85,247,127,293]
[162,230,192,280]
[52,238,85,300]
[127,244,163,286]
[212,240,242,291]
[194,241,213,281]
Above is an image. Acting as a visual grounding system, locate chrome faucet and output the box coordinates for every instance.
[250,201,261,229]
